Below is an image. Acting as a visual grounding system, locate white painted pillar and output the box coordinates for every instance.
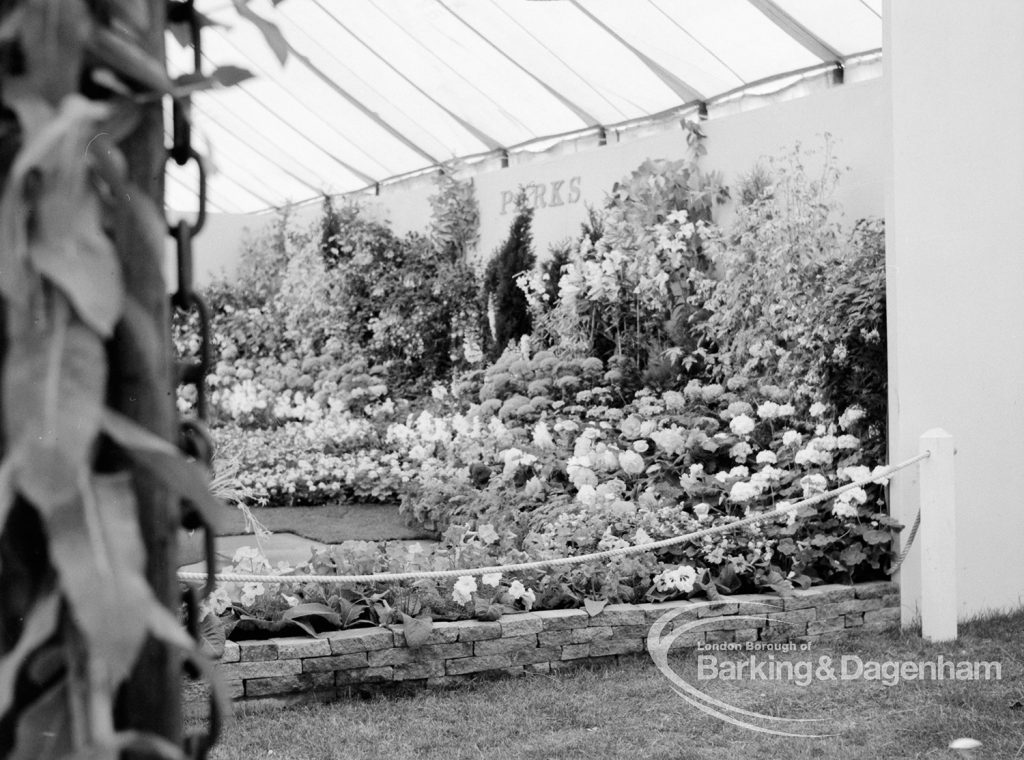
[918,430,957,642]
[887,0,1024,621]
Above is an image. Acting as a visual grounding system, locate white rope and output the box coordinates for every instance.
[177,452,930,586]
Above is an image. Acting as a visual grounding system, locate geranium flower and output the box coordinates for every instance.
[756,450,777,464]
[809,402,828,417]
[452,576,477,604]
[756,401,780,419]
[481,573,502,587]
[618,450,646,475]
[653,565,698,594]
[532,421,556,450]
[782,430,802,447]
[240,583,265,607]
[651,428,685,455]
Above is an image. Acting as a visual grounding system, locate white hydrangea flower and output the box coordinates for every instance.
[729,481,760,502]
[809,402,828,417]
[481,573,502,587]
[728,414,754,435]
[757,401,780,420]
[782,430,802,447]
[756,450,778,464]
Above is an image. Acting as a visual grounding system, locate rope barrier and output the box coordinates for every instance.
[888,508,921,575]
[177,452,931,586]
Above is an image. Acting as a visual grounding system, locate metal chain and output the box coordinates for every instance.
[166,3,220,757]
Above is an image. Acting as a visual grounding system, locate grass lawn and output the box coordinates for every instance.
[195,608,1024,760]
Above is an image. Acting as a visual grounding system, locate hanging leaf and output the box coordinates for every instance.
[8,680,73,760]
[44,474,154,686]
[4,0,92,106]
[583,598,608,617]
[172,65,254,96]
[100,410,227,533]
[232,0,289,64]
[86,26,174,93]
[0,591,61,719]
[0,94,123,336]
[3,299,106,509]
[399,612,433,648]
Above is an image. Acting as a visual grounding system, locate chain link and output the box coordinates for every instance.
[166,2,220,757]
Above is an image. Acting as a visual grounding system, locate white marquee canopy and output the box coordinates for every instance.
[166,0,882,213]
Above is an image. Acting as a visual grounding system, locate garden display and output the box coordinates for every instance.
[178,139,894,642]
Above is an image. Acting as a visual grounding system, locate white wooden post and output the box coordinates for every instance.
[918,428,957,642]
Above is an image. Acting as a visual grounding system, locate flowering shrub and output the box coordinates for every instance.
[690,140,887,450]
[519,148,726,388]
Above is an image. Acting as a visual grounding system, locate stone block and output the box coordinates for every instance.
[509,645,561,666]
[728,594,787,615]
[571,626,613,644]
[325,628,394,654]
[393,660,445,681]
[696,601,739,618]
[807,617,846,636]
[526,662,551,674]
[245,672,333,698]
[560,644,590,660]
[698,615,766,632]
[501,613,545,637]
[535,609,590,631]
[301,653,369,673]
[704,630,734,644]
[442,619,502,642]
[220,659,301,681]
[538,629,576,646]
[237,641,277,662]
[642,600,701,624]
[820,598,883,618]
[588,604,646,627]
[221,641,240,663]
[474,635,538,656]
[733,628,759,643]
[367,648,417,667]
[273,638,331,660]
[590,638,644,657]
[845,613,864,627]
[445,654,513,676]
[765,608,816,626]
[853,581,898,599]
[391,623,461,647]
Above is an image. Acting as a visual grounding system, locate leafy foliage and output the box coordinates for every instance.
[0,1,230,756]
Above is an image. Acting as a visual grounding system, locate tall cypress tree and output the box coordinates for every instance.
[483,197,535,359]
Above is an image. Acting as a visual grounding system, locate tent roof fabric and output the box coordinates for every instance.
[166,0,882,214]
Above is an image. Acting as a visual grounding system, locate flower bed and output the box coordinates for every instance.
[184,581,899,715]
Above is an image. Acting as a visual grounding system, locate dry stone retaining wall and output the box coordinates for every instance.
[188,581,899,714]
